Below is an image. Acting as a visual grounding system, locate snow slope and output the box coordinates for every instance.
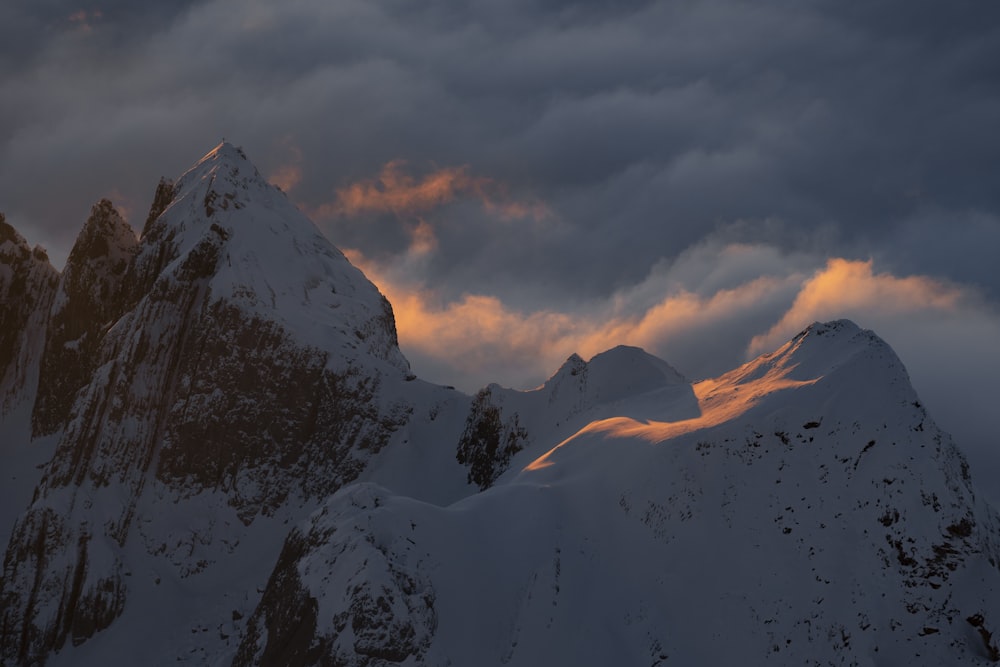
[2,144,999,667]
[243,321,1000,666]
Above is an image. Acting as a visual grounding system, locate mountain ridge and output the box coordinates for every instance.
[0,144,998,666]
[0,142,426,665]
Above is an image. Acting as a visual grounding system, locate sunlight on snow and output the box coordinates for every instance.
[525,344,821,471]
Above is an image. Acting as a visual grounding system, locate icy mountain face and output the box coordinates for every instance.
[0,214,59,427]
[0,144,423,666]
[244,321,1000,666]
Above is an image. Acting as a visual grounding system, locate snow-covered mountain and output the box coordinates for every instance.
[2,145,999,666]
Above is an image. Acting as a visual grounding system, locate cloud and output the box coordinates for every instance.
[741,258,1000,503]
[747,258,964,356]
[325,162,482,217]
[1,0,998,497]
[352,240,1000,503]
[314,161,549,221]
[267,137,303,192]
[5,0,998,292]
[347,238,806,390]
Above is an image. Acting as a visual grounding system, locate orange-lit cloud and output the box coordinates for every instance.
[345,243,802,388]
[270,164,302,192]
[315,162,549,221]
[268,138,303,192]
[408,219,437,256]
[747,258,964,356]
[345,243,1000,491]
[576,274,798,360]
[345,246,990,399]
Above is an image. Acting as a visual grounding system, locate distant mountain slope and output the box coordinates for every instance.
[1,145,998,667]
[242,321,1000,666]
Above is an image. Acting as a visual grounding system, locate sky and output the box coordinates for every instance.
[2,1,999,497]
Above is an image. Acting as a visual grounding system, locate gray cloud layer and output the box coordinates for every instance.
[2,0,999,498]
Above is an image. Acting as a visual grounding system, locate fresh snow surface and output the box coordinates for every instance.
[3,142,999,667]
[281,320,1000,666]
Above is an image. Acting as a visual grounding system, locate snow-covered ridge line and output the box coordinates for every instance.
[1,143,998,666]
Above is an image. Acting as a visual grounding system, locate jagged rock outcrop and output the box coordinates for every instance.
[0,214,59,424]
[0,143,418,666]
[234,485,437,667]
[456,387,528,490]
[32,199,139,436]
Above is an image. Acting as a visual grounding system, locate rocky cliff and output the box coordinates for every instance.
[0,144,437,666]
[0,215,59,427]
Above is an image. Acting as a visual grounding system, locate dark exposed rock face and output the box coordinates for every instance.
[155,299,410,523]
[232,524,329,667]
[0,508,126,660]
[0,214,59,422]
[142,177,175,238]
[456,387,528,490]
[0,144,415,666]
[234,485,437,667]
[32,199,138,436]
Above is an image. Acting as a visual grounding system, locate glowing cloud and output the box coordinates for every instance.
[269,164,302,193]
[346,244,996,412]
[747,258,964,356]
[346,241,1000,499]
[268,139,303,193]
[345,242,804,390]
[316,162,549,221]
[408,219,437,257]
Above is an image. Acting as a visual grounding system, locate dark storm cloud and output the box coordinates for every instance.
[2,0,1000,496]
[4,0,1000,293]
[0,0,996,305]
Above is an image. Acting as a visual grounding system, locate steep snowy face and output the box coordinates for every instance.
[0,144,416,666]
[130,142,409,371]
[0,215,58,427]
[32,199,138,436]
[246,321,1000,666]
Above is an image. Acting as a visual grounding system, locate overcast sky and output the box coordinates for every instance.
[2,0,999,498]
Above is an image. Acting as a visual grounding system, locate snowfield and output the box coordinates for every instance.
[2,145,999,666]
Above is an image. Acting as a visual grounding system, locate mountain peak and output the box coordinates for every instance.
[32,198,139,435]
[795,318,862,340]
[774,318,903,382]
[0,212,25,248]
[66,198,137,269]
[190,141,253,177]
[169,141,276,220]
[0,214,59,420]
[203,140,247,161]
[0,214,51,265]
[130,142,410,371]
